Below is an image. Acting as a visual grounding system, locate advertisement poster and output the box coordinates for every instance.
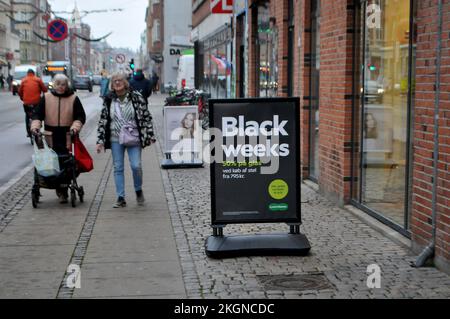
[210,98,301,225]
[163,106,201,156]
[363,105,393,164]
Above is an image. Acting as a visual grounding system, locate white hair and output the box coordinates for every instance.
[53,74,69,87]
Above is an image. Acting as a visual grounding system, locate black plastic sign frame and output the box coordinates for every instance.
[210,98,301,225]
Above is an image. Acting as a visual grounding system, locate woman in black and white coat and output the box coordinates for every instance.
[96,72,155,208]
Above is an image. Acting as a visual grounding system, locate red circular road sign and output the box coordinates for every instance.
[47,19,68,41]
[116,54,126,64]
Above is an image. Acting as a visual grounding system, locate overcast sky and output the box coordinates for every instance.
[48,0,147,51]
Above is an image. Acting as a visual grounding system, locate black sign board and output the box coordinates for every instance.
[209,98,301,225]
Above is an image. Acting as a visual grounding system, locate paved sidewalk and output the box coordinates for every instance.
[0,106,186,299]
[149,94,450,299]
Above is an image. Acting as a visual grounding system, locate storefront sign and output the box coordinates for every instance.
[170,49,182,56]
[204,27,232,50]
[209,98,301,225]
[211,0,233,14]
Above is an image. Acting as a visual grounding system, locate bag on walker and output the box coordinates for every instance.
[32,137,60,177]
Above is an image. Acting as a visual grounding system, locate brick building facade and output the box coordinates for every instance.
[146,0,163,77]
[192,0,449,273]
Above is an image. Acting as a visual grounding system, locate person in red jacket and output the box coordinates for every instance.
[18,69,48,137]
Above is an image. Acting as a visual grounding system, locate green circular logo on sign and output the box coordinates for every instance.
[269,180,289,200]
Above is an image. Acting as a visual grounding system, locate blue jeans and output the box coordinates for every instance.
[111,142,143,199]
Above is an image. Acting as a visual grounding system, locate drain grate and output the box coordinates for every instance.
[257,273,334,292]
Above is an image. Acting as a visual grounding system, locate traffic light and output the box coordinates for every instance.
[129,59,135,70]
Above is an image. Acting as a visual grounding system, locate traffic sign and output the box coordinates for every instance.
[116,54,126,64]
[211,0,233,14]
[47,19,68,41]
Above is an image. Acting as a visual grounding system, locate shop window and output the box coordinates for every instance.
[353,0,416,232]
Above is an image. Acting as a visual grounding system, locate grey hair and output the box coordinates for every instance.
[110,72,130,91]
[53,74,70,86]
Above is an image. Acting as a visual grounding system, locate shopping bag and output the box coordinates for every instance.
[74,136,94,173]
[32,137,60,177]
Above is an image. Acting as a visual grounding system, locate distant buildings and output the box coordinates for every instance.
[0,0,21,77]
[144,0,192,92]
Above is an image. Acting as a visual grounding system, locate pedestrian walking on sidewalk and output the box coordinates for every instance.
[30,74,86,203]
[18,69,48,138]
[129,69,152,104]
[96,72,155,208]
[100,72,110,100]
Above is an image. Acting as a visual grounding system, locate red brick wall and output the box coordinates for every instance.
[147,2,163,55]
[412,0,450,269]
[248,0,257,97]
[193,0,211,28]
[297,0,312,178]
[316,0,354,203]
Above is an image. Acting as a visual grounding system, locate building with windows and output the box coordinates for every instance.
[146,0,163,79]
[12,0,51,65]
[192,0,233,98]
[146,0,192,92]
[192,0,449,274]
[0,0,21,79]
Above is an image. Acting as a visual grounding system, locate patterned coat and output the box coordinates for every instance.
[97,90,154,149]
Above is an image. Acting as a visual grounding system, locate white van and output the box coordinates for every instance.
[177,55,194,90]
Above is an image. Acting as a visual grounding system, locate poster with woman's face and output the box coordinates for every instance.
[164,106,200,154]
[363,107,393,157]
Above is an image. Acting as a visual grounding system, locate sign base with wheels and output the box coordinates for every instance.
[206,232,311,259]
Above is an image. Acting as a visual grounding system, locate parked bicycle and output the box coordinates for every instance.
[164,88,210,130]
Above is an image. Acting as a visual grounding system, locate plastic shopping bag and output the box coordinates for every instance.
[32,137,60,177]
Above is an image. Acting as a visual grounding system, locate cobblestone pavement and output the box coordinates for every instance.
[150,95,450,299]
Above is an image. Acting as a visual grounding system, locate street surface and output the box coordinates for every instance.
[0,89,102,189]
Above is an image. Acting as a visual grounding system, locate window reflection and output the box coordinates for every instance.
[257,3,278,97]
[361,0,413,227]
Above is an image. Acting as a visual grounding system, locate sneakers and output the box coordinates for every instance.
[113,197,127,208]
[136,190,145,206]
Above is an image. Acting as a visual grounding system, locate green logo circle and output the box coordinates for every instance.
[268,180,289,200]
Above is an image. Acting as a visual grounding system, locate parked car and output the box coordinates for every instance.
[73,75,93,92]
[364,80,384,104]
[92,75,102,86]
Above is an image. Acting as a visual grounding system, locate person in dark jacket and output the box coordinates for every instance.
[129,69,152,104]
[31,74,86,203]
[151,71,159,93]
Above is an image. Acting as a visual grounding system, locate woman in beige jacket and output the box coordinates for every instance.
[31,74,86,203]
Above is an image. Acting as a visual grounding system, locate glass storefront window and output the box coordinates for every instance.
[256,2,278,98]
[355,0,414,229]
[203,51,210,92]
[310,0,321,180]
[210,48,218,98]
[216,44,227,98]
